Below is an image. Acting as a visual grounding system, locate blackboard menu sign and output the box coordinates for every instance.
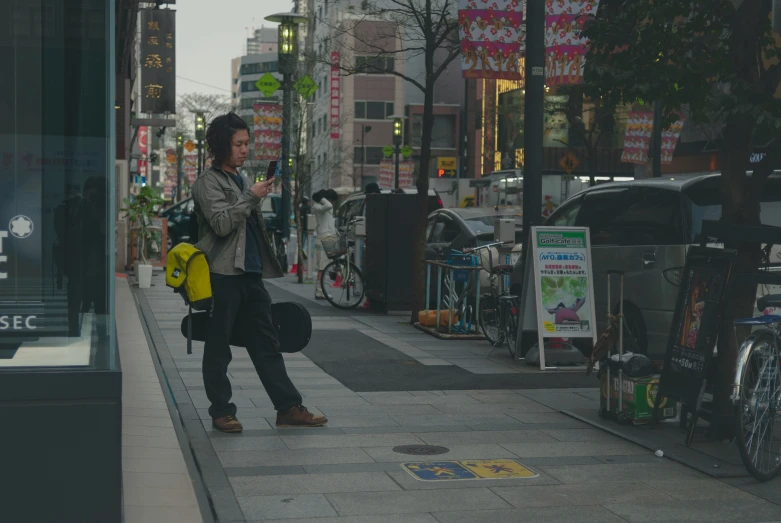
[657,247,736,407]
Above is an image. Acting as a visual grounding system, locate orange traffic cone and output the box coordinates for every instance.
[332,273,342,288]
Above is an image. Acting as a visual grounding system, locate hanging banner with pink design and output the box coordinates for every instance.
[621,111,653,164]
[330,52,341,139]
[545,0,600,86]
[253,103,282,161]
[379,157,414,189]
[183,153,198,184]
[661,118,685,164]
[459,0,525,80]
[621,112,685,165]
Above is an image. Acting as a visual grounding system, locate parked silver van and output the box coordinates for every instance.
[545,174,781,361]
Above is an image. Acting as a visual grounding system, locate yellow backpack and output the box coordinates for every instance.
[166,243,212,354]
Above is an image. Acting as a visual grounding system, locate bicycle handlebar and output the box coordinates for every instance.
[462,240,514,254]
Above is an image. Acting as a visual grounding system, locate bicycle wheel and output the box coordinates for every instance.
[735,330,781,482]
[321,259,365,309]
[504,296,520,358]
[479,294,504,346]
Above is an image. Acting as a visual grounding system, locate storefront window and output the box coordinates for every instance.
[0,0,115,369]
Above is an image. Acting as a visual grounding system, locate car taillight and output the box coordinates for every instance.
[438,197,443,208]
[663,267,683,286]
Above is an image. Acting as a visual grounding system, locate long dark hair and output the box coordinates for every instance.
[205,112,249,165]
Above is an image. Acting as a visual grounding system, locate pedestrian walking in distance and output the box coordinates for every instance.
[312,189,338,300]
[191,112,327,433]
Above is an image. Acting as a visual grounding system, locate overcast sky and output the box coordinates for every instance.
[176,0,287,96]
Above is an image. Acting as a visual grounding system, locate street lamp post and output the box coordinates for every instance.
[194,112,205,177]
[388,115,405,190]
[360,124,372,190]
[176,132,184,202]
[265,12,308,240]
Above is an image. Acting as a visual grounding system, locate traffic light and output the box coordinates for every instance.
[194,112,205,140]
[392,117,402,146]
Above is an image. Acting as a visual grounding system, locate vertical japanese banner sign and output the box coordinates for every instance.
[140,9,176,114]
[330,52,341,139]
[458,0,525,79]
[620,111,653,164]
[545,0,600,86]
[138,126,148,179]
[661,118,685,164]
[253,103,283,161]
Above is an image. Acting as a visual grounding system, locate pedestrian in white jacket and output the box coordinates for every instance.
[312,189,338,299]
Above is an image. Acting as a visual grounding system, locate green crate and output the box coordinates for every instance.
[600,373,676,424]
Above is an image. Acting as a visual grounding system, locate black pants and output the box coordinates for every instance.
[204,273,302,418]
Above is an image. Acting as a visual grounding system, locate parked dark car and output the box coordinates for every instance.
[161,195,288,270]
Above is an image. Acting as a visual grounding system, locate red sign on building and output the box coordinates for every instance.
[330,52,340,139]
[138,126,148,179]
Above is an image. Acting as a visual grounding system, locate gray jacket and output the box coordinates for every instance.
[191,163,283,278]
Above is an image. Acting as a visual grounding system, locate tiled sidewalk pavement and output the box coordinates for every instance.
[117,277,205,522]
[134,273,781,522]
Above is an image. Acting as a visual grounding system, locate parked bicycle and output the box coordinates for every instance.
[459,241,519,356]
[319,223,365,310]
[731,293,781,482]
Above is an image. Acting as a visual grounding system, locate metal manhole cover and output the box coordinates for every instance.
[392,445,450,456]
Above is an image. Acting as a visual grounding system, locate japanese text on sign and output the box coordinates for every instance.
[140,9,176,114]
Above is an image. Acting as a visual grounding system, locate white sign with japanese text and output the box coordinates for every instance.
[517,226,597,369]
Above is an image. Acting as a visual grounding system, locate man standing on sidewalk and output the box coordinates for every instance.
[192,112,327,433]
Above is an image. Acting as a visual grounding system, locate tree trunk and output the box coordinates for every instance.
[410,73,436,323]
[586,146,597,187]
[713,118,760,425]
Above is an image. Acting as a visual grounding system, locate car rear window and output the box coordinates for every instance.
[685,177,781,243]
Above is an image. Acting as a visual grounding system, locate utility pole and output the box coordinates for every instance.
[522,0,544,240]
[460,77,470,207]
[392,117,403,189]
[194,112,205,177]
[175,132,184,202]
[360,124,371,191]
[651,101,662,178]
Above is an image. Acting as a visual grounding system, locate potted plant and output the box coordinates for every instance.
[122,186,164,288]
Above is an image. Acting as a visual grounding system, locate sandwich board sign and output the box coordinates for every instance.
[515,226,597,370]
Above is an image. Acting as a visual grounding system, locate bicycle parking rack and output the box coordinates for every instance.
[415,259,485,340]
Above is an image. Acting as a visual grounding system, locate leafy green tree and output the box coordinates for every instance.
[584,0,781,419]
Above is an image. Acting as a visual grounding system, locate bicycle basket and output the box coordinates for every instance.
[320,235,348,259]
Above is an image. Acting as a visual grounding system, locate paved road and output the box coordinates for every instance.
[133,272,781,522]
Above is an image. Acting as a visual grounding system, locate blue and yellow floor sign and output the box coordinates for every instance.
[401,459,537,481]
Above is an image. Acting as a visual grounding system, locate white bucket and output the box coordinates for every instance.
[137,263,153,289]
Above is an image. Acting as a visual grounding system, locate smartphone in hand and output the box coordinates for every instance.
[266,160,278,180]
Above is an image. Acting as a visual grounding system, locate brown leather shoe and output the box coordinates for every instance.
[212,415,243,433]
[276,405,328,427]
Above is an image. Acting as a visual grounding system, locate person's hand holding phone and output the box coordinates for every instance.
[250,178,275,198]
[250,159,279,198]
